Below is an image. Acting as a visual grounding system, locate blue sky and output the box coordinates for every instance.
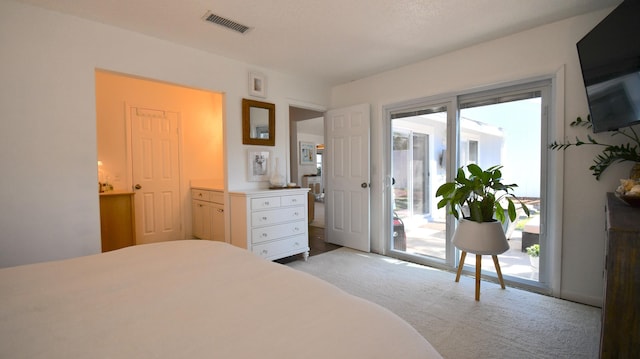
[461,98,542,197]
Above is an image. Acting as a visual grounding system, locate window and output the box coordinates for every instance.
[461,139,479,165]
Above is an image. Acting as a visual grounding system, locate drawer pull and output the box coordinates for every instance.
[198,193,203,197]
[261,249,268,255]
[292,199,297,203]
[294,212,299,216]
[264,201,270,206]
[217,209,224,213]
[261,233,268,238]
[262,216,268,221]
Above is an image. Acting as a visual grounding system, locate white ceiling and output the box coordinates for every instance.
[15,0,620,86]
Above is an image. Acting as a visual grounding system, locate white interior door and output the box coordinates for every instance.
[130,107,182,244]
[325,104,370,252]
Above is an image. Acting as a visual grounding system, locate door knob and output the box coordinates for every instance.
[134,184,142,190]
[361,182,369,188]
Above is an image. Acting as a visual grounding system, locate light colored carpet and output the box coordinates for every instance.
[287,248,601,359]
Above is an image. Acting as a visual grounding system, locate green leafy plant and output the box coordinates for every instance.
[436,164,530,224]
[526,244,540,258]
[549,115,640,180]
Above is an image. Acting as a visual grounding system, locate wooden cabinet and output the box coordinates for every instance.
[99,192,136,252]
[229,189,309,261]
[302,175,322,198]
[191,188,225,242]
[601,193,640,358]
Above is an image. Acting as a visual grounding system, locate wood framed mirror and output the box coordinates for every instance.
[242,98,275,146]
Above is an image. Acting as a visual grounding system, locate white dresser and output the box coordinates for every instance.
[191,188,225,242]
[229,188,309,261]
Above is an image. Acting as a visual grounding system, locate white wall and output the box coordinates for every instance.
[329,7,633,306]
[0,0,330,267]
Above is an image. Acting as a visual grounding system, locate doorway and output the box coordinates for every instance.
[289,106,325,229]
[95,70,224,243]
[289,106,324,186]
[289,104,372,252]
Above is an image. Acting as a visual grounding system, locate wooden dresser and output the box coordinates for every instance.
[601,193,640,358]
[229,189,309,261]
[99,191,136,252]
[302,175,322,197]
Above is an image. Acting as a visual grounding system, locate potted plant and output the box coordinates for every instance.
[436,163,530,254]
[549,115,640,180]
[436,164,530,254]
[525,244,540,268]
[436,164,530,300]
[436,164,530,225]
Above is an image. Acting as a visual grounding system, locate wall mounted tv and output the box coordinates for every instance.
[576,0,640,133]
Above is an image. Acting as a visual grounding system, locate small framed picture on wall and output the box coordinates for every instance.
[299,142,316,165]
[248,150,270,181]
[249,71,267,98]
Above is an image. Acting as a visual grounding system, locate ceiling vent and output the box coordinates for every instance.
[202,11,251,34]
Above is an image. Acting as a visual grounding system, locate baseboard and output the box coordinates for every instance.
[560,290,603,308]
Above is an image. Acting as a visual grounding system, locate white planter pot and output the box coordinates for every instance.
[529,256,539,268]
[452,218,509,255]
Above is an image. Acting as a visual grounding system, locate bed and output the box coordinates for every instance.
[0,240,442,358]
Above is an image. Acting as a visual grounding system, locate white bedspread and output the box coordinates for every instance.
[0,240,441,358]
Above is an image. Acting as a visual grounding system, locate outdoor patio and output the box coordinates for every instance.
[402,217,539,281]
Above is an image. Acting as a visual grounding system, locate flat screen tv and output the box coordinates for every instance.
[576,0,640,133]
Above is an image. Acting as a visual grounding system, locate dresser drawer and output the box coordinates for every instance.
[192,189,210,201]
[209,191,224,204]
[252,234,308,260]
[251,206,306,226]
[281,194,306,206]
[252,220,307,244]
[251,196,282,210]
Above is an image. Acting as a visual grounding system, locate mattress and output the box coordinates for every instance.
[0,240,441,358]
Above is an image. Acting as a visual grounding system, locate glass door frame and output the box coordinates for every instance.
[392,129,431,222]
[383,96,458,270]
[382,75,563,295]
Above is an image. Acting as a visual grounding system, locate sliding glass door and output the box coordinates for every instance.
[458,86,546,283]
[391,104,451,262]
[387,79,551,289]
